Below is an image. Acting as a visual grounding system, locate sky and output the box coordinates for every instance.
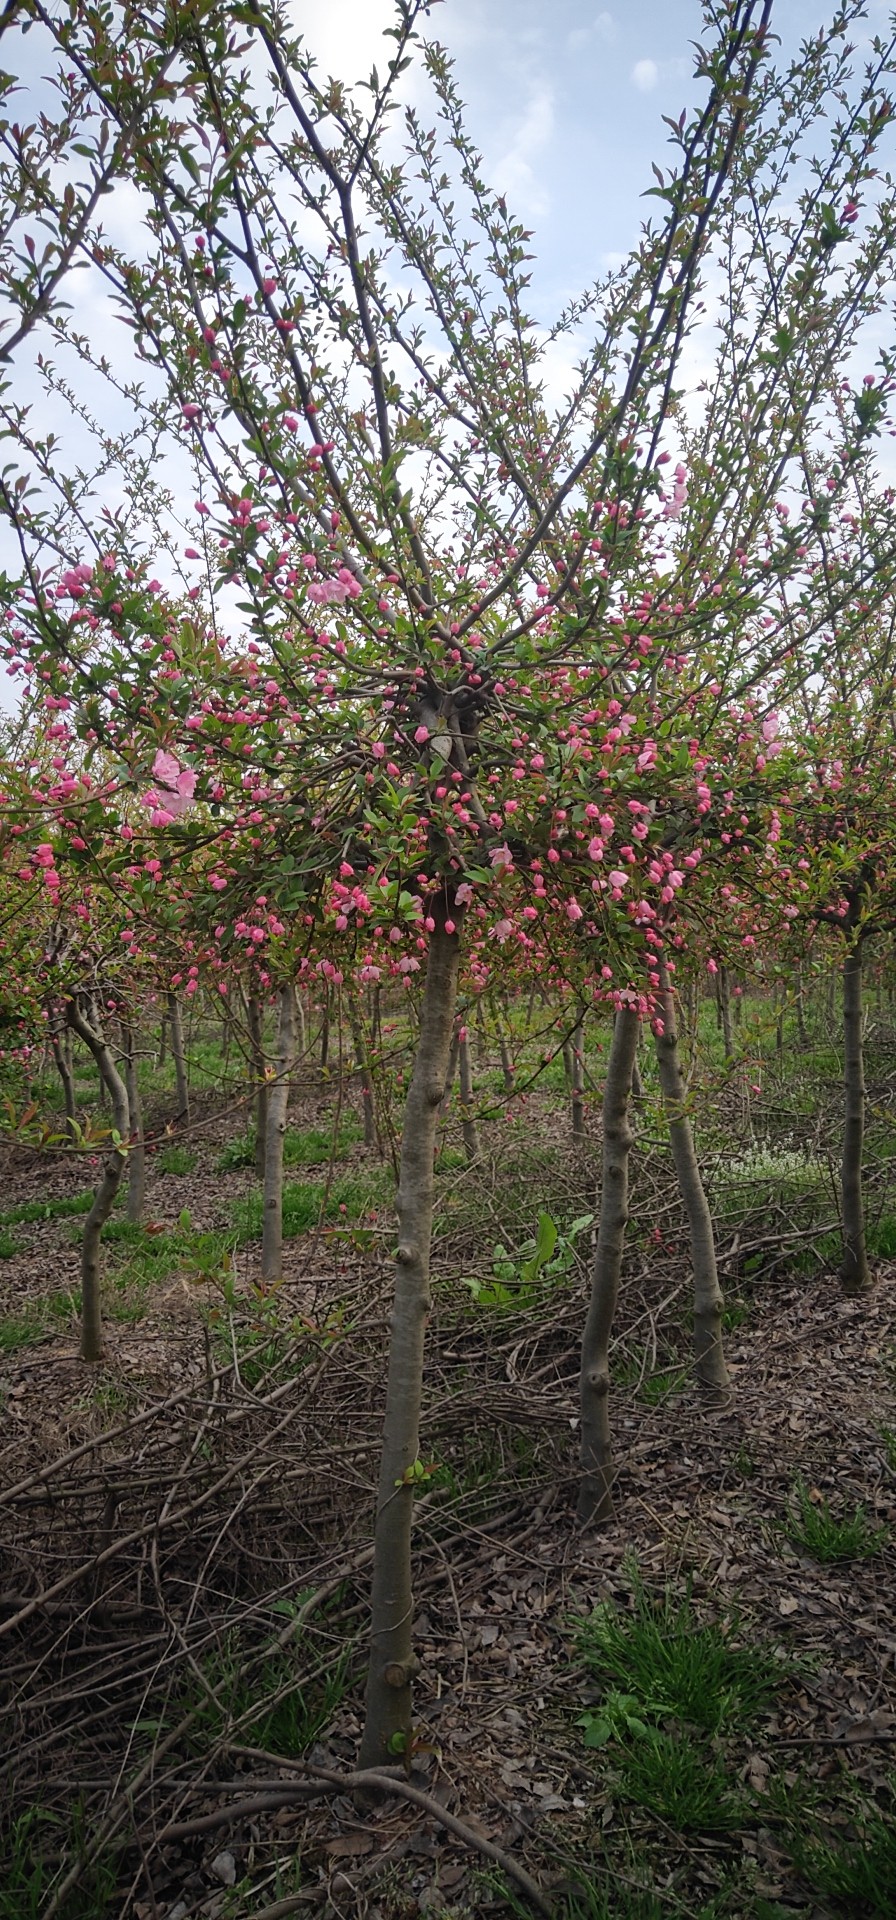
[3,0,896,716]
[291,0,896,317]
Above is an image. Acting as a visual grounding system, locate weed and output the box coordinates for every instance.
[0,1229,18,1258]
[574,1565,780,1737]
[0,1804,119,1920]
[789,1796,896,1915]
[232,1169,388,1242]
[156,1143,196,1174]
[786,1478,887,1562]
[0,1311,44,1351]
[879,1425,896,1472]
[612,1728,744,1830]
[191,1614,357,1755]
[462,1210,593,1308]
[216,1119,363,1175]
[0,1192,93,1227]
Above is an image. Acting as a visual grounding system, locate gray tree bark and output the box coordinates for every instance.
[457,1026,479,1161]
[571,1013,586,1141]
[654,962,729,1393]
[261,984,297,1288]
[359,911,461,1767]
[842,941,872,1292]
[578,1006,640,1526]
[247,993,268,1180]
[68,996,130,1363]
[167,992,189,1123]
[121,1022,145,1226]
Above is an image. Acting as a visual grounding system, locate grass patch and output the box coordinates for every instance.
[0,1229,19,1258]
[155,1144,196,1175]
[0,1192,93,1227]
[216,1118,363,1175]
[786,1478,887,1562]
[190,1608,356,1755]
[575,1568,780,1739]
[0,1310,45,1351]
[0,1804,120,1920]
[232,1169,389,1242]
[790,1794,896,1916]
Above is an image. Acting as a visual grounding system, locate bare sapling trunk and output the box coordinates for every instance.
[247,993,268,1180]
[167,992,190,1123]
[571,1013,586,1140]
[319,989,330,1069]
[578,1005,640,1526]
[51,1026,77,1139]
[718,966,734,1061]
[121,1022,145,1226]
[261,983,297,1288]
[157,1012,167,1068]
[841,941,872,1293]
[68,997,130,1363]
[350,1000,378,1150]
[439,1022,460,1123]
[494,1001,516,1095]
[457,1025,479,1161]
[654,963,729,1395]
[359,912,461,1768]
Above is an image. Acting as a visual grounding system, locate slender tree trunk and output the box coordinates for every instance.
[350,1001,378,1150]
[571,1013,586,1140]
[359,913,461,1767]
[498,1025,515,1096]
[157,1013,167,1068]
[51,1027,77,1139]
[718,966,734,1061]
[261,984,297,1288]
[842,941,872,1293]
[68,997,130,1363]
[121,1022,145,1226]
[578,1006,640,1526]
[167,992,189,1123]
[320,990,330,1069]
[247,993,268,1180]
[440,1024,460,1123]
[654,963,729,1394]
[457,1025,479,1161]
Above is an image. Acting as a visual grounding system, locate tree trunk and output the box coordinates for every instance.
[68,996,130,1363]
[350,1001,378,1150]
[359,912,461,1767]
[51,1027,77,1140]
[440,1024,460,1123]
[578,1006,640,1526]
[718,967,734,1061]
[157,1012,167,1069]
[457,1026,479,1161]
[247,994,268,1181]
[121,1022,145,1226]
[570,1013,586,1140]
[319,990,330,1069]
[167,992,189,1123]
[261,984,297,1288]
[841,941,872,1293]
[495,1002,515,1095]
[654,963,729,1394]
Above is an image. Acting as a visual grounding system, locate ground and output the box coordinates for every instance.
[1,1007,896,1919]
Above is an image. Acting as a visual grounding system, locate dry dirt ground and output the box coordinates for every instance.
[1,1096,895,1920]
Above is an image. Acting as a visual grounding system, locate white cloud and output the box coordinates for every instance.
[568,11,617,52]
[631,59,659,92]
[286,0,423,97]
[492,84,554,218]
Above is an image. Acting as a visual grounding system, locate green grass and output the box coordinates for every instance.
[0,1805,119,1920]
[0,1192,93,1227]
[156,1143,196,1175]
[789,1796,896,1915]
[216,1118,363,1174]
[232,1169,389,1242]
[786,1478,887,1563]
[575,1570,780,1739]
[0,1229,19,1258]
[0,1310,45,1351]
[190,1609,357,1755]
[612,1728,745,1830]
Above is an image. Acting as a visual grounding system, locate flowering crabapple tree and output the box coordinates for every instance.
[9,0,896,1762]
